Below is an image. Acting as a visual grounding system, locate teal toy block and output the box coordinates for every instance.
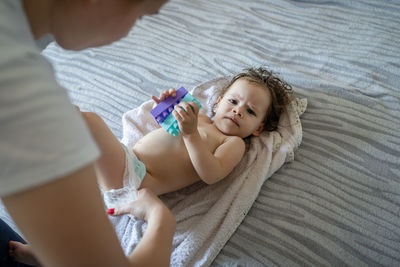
[161,113,180,136]
[180,93,202,109]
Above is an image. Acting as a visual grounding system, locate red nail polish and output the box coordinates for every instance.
[107,208,115,215]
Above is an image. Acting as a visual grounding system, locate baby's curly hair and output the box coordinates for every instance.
[218,67,293,132]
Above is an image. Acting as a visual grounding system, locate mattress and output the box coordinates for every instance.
[3,0,400,265]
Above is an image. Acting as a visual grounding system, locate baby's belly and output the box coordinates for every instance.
[132,129,200,194]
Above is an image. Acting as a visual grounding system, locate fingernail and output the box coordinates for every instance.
[107,208,115,215]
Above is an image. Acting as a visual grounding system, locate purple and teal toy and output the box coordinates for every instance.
[150,87,202,136]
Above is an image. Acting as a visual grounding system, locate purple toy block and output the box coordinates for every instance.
[150,87,188,124]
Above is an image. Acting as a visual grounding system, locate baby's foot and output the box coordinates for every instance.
[9,241,41,266]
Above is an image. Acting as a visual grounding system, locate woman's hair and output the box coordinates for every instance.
[216,67,293,132]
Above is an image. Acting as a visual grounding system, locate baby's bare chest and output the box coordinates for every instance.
[133,121,225,166]
[197,122,226,153]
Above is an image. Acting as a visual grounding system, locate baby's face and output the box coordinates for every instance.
[214,78,272,138]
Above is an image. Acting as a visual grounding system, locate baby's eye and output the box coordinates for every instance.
[247,108,256,116]
[228,99,237,104]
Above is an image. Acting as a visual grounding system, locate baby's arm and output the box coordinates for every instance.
[174,103,245,184]
[185,133,245,184]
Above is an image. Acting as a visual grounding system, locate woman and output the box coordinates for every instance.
[0,0,175,266]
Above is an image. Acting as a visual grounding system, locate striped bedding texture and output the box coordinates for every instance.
[39,0,400,266]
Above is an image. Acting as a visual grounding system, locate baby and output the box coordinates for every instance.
[96,67,292,200]
[9,67,292,265]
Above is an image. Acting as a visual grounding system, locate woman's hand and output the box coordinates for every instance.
[107,188,175,224]
[107,188,175,266]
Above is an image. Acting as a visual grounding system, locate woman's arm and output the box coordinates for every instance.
[111,189,175,267]
[2,164,175,267]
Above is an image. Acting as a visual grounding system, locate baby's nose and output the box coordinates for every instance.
[233,107,243,117]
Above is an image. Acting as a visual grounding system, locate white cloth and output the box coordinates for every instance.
[0,0,99,196]
[109,77,307,266]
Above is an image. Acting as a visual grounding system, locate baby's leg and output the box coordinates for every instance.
[81,112,126,191]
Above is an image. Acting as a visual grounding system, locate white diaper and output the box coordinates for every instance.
[101,144,146,208]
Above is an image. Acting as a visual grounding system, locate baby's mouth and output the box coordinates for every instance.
[228,117,239,127]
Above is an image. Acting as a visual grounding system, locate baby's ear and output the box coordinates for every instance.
[214,96,222,112]
[252,123,264,136]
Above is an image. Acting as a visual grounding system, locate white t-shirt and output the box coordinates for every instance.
[0,0,100,196]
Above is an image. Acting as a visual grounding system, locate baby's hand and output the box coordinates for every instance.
[151,88,176,108]
[172,101,200,136]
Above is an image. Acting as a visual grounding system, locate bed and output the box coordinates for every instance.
[2,0,400,266]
